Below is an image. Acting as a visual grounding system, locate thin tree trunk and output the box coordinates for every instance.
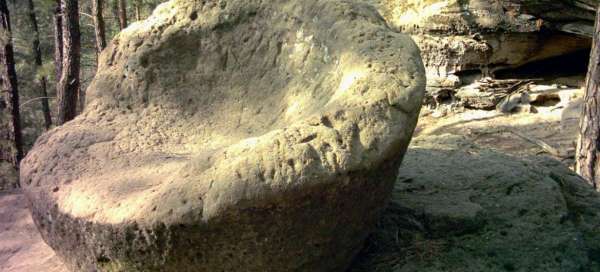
[134,0,141,21]
[0,0,23,168]
[576,7,600,190]
[118,0,127,29]
[54,0,63,83]
[56,0,80,125]
[111,0,119,30]
[147,1,157,13]
[26,0,52,130]
[92,0,107,56]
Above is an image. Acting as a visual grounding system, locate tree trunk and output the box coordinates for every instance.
[26,0,52,130]
[576,7,600,190]
[56,0,80,125]
[111,0,119,30]
[118,0,127,30]
[134,0,141,21]
[0,0,23,168]
[54,0,63,83]
[92,0,106,62]
[147,1,157,13]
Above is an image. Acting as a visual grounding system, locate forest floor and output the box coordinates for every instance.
[0,191,66,272]
[415,87,583,170]
[0,86,584,272]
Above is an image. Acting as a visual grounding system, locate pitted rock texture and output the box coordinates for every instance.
[20,0,425,271]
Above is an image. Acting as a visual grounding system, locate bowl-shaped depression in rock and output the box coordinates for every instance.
[20,0,425,271]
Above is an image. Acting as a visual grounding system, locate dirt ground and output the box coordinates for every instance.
[0,191,67,272]
[415,87,584,170]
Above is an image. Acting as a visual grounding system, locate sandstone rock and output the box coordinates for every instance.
[371,0,599,36]
[367,0,592,102]
[371,0,540,35]
[454,78,529,110]
[518,0,598,35]
[526,84,583,106]
[496,92,523,113]
[513,103,538,114]
[352,134,600,271]
[20,0,425,271]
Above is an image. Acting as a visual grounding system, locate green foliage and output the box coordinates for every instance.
[7,0,168,153]
[36,61,55,82]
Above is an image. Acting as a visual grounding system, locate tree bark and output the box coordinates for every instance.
[54,0,63,83]
[0,0,23,167]
[576,7,600,190]
[134,0,141,21]
[111,0,119,30]
[27,0,52,130]
[92,0,106,58]
[147,1,157,12]
[118,0,127,30]
[56,0,80,125]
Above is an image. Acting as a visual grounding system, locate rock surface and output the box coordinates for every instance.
[367,0,593,101]
[19,0,425,271]
[352,134,600,272]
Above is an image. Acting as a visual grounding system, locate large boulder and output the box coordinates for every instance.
[352,135,600,271]
[20,0,425,271]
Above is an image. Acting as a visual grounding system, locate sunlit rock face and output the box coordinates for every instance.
[20,0,425,271]
[367,0,593,96]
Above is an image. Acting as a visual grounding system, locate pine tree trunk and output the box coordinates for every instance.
[0,0,24,168]
[92,0,107,56]
[111,0,119,30]
[118,0,127,30]
[54,0,63,83]
[56,0,80,125]
[27,0,52,130]
[135,0,141,21]
[576,7,600,190]
[147,2,157,12]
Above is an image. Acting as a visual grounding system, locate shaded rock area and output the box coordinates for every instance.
[19,0,425,271]
[518,0,598,35]
[352,134,600,272]
[367,0,593,104]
